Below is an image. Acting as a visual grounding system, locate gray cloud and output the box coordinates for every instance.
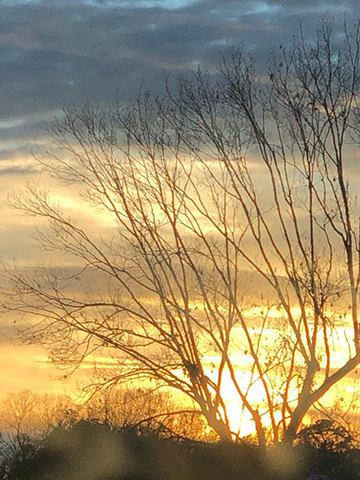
[0,0,359,159]
[0,145,33,161]
[0,164,40,175]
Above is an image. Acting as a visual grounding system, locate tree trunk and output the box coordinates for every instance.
[204,413,232,442]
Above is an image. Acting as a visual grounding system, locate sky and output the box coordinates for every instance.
[1,0,360,399]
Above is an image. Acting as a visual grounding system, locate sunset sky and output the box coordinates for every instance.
[1,0,360,402]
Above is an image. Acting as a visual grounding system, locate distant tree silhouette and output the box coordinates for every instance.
[84,387,214,441]
[0,419,267,480]
[2,419,360,480]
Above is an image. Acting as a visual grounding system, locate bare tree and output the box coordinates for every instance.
[3,21,360,446]
[0,390,40,454]
[83,386,215,440]
[0,390,75,456]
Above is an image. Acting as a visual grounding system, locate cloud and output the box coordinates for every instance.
[0,164,40,175]
[0,0,358,232]
[0,0,358,197]
[0,0,357,128]
[0,0,358,253]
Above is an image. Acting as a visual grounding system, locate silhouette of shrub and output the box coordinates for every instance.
[293,420,360,480]
[4,419,360,480]
[2,420,268,480]
[296,420,356,453]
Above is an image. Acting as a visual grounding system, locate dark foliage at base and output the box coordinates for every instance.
[1,420,360,480]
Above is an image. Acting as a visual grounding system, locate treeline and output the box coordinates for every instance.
[1,417,360,480]
[1,390,360,479]
[0,388,213,480]
[0,388,213,445]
